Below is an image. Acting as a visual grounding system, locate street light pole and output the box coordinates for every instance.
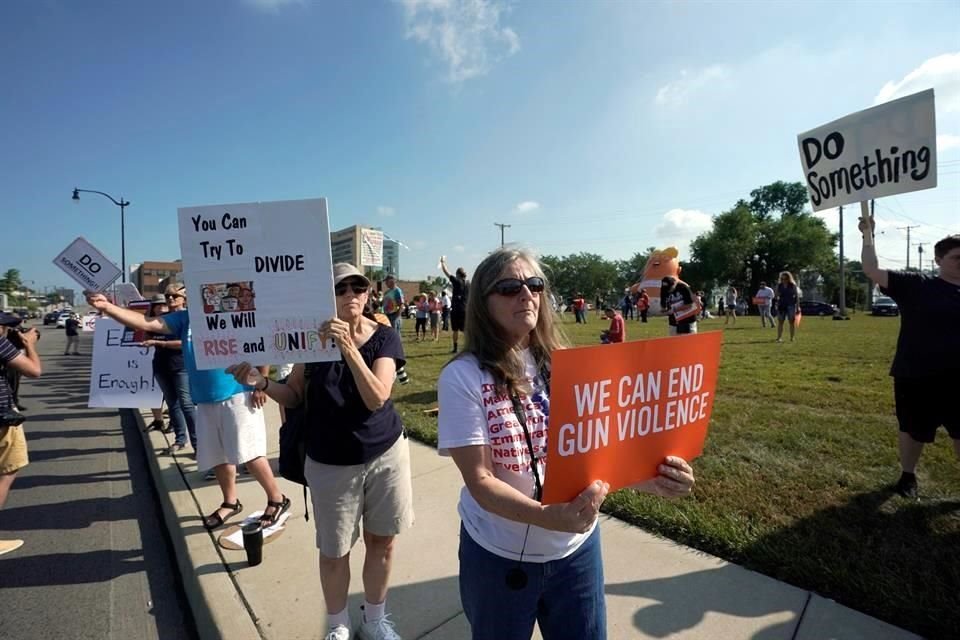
[72,188,130,282]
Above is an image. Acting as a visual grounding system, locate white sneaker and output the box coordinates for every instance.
[357,614,401,640]
[323,624,351,640]
[0,539,24,556]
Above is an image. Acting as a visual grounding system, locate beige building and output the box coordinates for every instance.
[330,225,400,277]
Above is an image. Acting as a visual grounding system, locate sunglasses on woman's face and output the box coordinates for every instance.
[335,281,369,296]
[165,293,184,299]
[491,277,545,296]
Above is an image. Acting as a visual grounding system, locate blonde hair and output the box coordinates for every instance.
[456,247,569,395]
[778,271,796,286]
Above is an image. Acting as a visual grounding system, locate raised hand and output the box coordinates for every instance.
[225,362,265,389]
[85,291,110,310]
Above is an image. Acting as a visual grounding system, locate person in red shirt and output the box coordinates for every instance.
[573,293,587,324]
[601,307,625,343]
[636,290,650,323]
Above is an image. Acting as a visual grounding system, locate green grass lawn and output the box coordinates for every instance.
[393,313,959,639]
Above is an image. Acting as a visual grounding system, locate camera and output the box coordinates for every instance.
[6,326,39,348]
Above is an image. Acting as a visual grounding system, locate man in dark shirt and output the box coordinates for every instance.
[440,256,469,353]
[64,313,81,355]
[861,219,960,499]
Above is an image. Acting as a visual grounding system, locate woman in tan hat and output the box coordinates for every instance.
[227,263,413,640]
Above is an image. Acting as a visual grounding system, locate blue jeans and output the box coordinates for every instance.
[154,367,197,448]
[458,524,606,640]
[386,312,402,334]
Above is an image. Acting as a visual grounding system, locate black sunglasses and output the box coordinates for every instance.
[490,277,545,297]
[165,293,184,299]
[335,281,369,296]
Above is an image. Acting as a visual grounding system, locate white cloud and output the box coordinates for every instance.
[937,134,960,152]
[655,65,728,106]
[655,208,712,238]
[514,200,540,214]
[242,0,303,11]
[398,0,520,83]
[377,205,396,217]
[453,244,466,252]
[874,52,960,112]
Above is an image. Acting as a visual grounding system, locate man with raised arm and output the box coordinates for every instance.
[859,214,960,499]
[85,290,290,530]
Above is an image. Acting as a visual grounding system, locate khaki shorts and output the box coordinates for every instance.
[0,425,28,474]
[305,435,415,558]
[195,392,267,471]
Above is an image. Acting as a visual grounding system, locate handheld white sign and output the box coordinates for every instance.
[52,237,123,292]
[82,313,98,333]
[797,89,937,211]
[360,228,384,267]
[114,282,144,307]
[88,318,163,408]
[178,197,339,370]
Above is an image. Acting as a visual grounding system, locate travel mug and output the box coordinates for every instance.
[242,522,264,567]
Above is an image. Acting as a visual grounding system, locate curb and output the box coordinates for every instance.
[133,408,262,640]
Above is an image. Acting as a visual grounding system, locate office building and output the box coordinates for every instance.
[133,260,182,296]
[329,225,401,277]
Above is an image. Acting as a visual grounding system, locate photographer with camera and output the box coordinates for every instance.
[0,312,42,557]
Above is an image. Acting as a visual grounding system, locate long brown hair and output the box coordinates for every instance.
[455,247,569,395]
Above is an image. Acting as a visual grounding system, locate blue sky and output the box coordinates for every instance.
[2,0,958,292]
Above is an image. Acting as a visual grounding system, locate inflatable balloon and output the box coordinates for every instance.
[629,247,683,313]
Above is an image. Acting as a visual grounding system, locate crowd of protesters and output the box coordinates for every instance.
[2,227,952,640]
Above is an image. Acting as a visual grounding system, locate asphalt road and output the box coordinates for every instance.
[0,325,197,640]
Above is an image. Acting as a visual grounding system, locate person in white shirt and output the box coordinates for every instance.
[755,282,775,328]
[437,247,695,640]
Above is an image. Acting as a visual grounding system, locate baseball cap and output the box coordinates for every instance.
[333,263,372,287]
[0,312,23,327]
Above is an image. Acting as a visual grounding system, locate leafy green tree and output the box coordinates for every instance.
[1,268,21,294]
[747,180,810,220]
[541,253,619,303]
[690,181,836,299]
[418,276,447,293]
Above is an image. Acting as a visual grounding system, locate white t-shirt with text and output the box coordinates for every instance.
[437,351,594,563]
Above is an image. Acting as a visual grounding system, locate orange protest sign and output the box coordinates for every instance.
[541,331,722,504]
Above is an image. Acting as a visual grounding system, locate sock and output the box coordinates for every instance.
[328,606,351,630]
[363,600,386,623]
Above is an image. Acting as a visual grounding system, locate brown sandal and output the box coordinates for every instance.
[260,496,291,527]
[203,500,242,531]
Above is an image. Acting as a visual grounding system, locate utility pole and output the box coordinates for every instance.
[494,222,511,247]
[897,224,920,269]
[838,205,846,317]
[917,243,926,274]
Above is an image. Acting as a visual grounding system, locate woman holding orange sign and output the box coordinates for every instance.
[437,247,696,640]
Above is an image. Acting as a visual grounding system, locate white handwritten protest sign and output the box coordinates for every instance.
[178,198,339,370]
[797,89,937,211]
[88,318,162,408]
[360,228,384,267]
[82,313,98,333]
[53,237,123,292]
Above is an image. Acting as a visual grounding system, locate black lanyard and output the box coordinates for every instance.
[508,364,550,502]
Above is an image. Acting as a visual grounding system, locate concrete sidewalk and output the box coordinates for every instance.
[136,405,919,640]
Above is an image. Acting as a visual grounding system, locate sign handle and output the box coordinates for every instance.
[859,201,874,247]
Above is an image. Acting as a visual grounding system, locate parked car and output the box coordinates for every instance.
[799,300,837,316]
[43,311,60,325]
[55,312,73,328]
[871,296,899,316]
